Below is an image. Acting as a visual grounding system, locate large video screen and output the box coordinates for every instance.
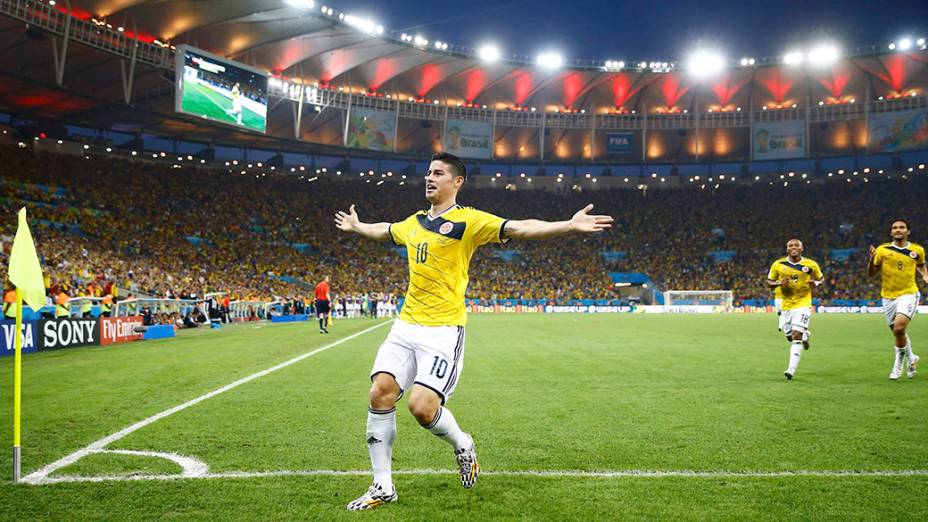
[175,45,268,133]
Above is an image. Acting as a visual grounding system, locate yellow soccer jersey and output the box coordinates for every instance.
[390,205,509,326]
[873,242,926,299]
[767,257,823,310]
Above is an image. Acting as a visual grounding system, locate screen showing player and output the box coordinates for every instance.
[175,45,269,133]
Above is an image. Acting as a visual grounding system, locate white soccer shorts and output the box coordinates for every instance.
[781,307,811,335]
[883,293,920,326]
[371,319,465,404]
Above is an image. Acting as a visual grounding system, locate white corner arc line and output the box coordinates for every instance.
[94,449,210,478]
[22,320,393,485]
[32,468,928,485]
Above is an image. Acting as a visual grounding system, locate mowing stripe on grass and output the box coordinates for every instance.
[22,320,393,485]
[33,468,928,484]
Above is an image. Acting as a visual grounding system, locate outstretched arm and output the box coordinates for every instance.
[334,204,392,241]
[503,204,613,240]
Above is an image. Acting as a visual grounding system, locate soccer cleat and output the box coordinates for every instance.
[784,370,794,380]
[323,327,329,334]
[890,366,903,380]
[908,355,919,379]
[454,439,479,489]
[346,483,397,511]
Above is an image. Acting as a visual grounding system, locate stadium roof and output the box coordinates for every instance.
[0,0,926,156]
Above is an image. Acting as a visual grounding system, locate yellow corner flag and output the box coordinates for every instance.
[9,207,45,312]
[8,207,45,483]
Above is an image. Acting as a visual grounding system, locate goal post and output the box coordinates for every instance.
[663,290,734,312]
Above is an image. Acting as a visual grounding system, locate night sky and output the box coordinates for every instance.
[330,0,928,62]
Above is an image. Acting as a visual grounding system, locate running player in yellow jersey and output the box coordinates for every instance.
[868,220,928,380]
[766,239,824,380]
[335,152,613,510]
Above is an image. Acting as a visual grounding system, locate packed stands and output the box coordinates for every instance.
[1,145,926,308]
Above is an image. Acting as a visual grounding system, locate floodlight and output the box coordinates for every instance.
[537,52,563,69]
[808,43,840,66]
[685,49,725,79]
[478,44,501,63]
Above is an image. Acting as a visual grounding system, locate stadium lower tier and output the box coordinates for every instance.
[0,145,925,306]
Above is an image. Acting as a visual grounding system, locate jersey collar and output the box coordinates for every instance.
[427,204,459,220]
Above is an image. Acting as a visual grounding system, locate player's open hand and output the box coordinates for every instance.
[335,204,360,232]
[570,204,613,233]
[868,245,877,259]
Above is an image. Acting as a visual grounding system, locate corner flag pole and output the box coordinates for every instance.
[13,289,22,483]
[8,207,46,484]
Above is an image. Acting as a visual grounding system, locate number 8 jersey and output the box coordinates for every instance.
[389,206,509,326]
[873,242,926,299]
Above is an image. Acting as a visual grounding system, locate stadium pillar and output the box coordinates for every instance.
[805,86,811,158]
[642,104,648,164]
[540,112,546,161]
[590,112,596,162]
[864,78,872,154]
[393,101,400,152]
[490,109,497,159]
[694,99,700,162]
[343,92,352,147]
[51,1,72,87]
[749,91,755,161]
[293,84,304,140]
[120,25,139,105]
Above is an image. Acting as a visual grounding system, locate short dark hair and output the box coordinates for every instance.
[431,152,466,180]
[891,219,910,230]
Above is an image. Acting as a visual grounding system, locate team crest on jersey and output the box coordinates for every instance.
[439,222,454,235]
[802,266,809,273]
[910,251,918,259]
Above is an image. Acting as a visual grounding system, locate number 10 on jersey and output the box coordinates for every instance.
[416,242,429,264]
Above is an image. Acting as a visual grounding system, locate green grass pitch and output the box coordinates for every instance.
[180,81,267,132]
[1,314,927,520]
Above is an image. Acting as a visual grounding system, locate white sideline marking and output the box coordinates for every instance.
[21,320,394,485]
[32,468,928,485]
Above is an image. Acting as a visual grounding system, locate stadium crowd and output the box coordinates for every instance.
[1,145,926,310]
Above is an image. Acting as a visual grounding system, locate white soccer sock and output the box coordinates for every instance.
[424,407,472,451]
[894,346,906,369]
[788,341,802,373]
[905,334,916,362]
[367,407,396,493]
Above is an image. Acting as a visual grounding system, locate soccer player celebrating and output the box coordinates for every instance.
[868,220,928,380]
[335,152,613,511]
[766,239,824,380]
[230,82,243,125]
[314,276,331,334]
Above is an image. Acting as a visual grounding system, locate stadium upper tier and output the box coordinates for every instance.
[0,0,927,163]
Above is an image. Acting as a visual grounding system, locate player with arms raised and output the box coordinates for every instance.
[868,220,928,380]
[335,152,613,511]
[228,82,243,125]
[766,239,824,380]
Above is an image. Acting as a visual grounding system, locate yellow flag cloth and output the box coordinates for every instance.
[8,208,45,312]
